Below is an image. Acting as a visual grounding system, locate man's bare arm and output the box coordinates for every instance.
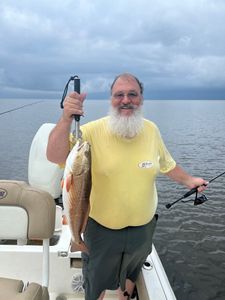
[46,91,86,164]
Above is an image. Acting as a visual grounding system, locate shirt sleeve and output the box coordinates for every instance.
[156,127,176,173]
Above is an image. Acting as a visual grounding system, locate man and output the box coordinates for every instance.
[47,73,207,300]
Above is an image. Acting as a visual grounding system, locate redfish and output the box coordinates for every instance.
[62,140,91,253]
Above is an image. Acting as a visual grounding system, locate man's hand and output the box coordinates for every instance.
[62,91,87,123]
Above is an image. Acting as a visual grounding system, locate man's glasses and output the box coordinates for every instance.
[112,91,139,101]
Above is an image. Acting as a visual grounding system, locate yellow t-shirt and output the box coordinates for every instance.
[71,116,176,229]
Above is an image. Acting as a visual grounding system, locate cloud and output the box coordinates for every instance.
[0,0,225,99]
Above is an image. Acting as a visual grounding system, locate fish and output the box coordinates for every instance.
[62,139,91,253]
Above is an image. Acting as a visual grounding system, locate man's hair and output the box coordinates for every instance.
[110,73,144,95]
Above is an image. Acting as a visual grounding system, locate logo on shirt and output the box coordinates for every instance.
[0,188,7,200]
[138,161,153,169]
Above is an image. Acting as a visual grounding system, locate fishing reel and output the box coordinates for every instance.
[165,186,208,209]
[181,190,208,206]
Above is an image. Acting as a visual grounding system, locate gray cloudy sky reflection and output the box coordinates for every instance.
[0,0,225,100]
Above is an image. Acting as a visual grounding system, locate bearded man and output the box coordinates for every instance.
[47,73,207,300]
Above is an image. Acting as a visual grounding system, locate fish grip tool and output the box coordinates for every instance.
[60,75,82,140]
[165,170,225,209]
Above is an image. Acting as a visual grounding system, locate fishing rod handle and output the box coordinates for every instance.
[165,195,184,209]
[183,183,208,199]
[165,203,172,209]
[165,184,208,209]
[183,187,197,198]
[74,76,80,122]
[165,188,197,209]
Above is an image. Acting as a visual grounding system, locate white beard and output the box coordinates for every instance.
[108,105,144,138]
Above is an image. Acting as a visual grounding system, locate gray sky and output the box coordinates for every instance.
[0,0,225,100]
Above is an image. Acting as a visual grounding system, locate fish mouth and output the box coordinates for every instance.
[77,141,90,151]
[78,141,91,161]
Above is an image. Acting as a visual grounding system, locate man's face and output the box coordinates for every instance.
[111,76,143,117]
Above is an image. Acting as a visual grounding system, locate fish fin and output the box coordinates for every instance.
[61,178,64,189]
[66,174,73,192]
[62,215,68,225]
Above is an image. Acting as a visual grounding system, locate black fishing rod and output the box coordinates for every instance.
[73,76,81,139]
[165,170,225,209]
[60,75,81,139]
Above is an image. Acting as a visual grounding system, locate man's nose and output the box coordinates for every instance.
[121,94,131,104]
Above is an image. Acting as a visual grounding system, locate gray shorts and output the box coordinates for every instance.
[81,215,158,300]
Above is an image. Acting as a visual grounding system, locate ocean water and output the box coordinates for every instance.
[0,99,225,300]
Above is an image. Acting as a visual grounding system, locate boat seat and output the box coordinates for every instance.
[0,278,47,300]
[28,123,63,200]
[0,180,56,300]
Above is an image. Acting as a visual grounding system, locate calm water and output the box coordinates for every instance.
[0,99,225,300]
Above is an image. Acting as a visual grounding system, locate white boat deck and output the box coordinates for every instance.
[0,225,176,300]
[50,291,119,300]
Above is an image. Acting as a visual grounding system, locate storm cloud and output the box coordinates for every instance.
[0,0,225,99]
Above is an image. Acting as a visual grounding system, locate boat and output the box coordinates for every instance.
[0,123,177,300]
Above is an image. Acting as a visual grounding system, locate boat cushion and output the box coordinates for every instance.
[0,277,24,294]
[0,180,56,239]
[0,277,44,300]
